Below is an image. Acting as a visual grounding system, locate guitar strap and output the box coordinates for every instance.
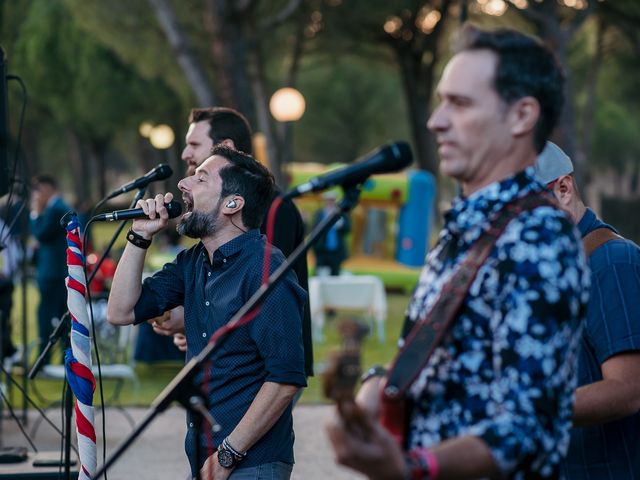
[582,227,622,257]
[380,191,556,445]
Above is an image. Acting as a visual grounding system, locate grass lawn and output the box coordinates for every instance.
[5,277,411,408]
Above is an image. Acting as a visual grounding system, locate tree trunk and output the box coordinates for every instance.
[396,49,437,175]
[147,0,216,106]
[67,128,89,206]
[581,17,605,181]
[203,0,256,125]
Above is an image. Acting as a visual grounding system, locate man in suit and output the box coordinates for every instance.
[30,175,70,362]
[312,191,350,276]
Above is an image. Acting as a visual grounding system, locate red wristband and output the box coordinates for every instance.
[405,447,439,480]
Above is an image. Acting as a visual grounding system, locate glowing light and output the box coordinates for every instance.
[269,88,306,122]
[417,7,441,34]
[482,0,508,16]
[149,124,175,149]
[384,16,403,35]
[138,121,154,138]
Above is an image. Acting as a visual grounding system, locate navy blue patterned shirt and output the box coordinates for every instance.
[401,168,590,479]
[561,208,640,479]
[133,229,307,473]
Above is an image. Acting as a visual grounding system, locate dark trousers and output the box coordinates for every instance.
[0,278,16,359]
[37,278,68,363]
[315,252,342,276]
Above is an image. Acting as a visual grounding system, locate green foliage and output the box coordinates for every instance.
[14,0,181,140]
[293,56,410,164]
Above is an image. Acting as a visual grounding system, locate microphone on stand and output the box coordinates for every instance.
[284,141,413,199]
[92,201,182,222]
[106,164,173,199]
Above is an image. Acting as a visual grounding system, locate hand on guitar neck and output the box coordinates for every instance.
[322,319,373,440]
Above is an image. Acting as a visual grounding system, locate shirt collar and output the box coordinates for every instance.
[576,207,617,238]
[444,167,544,236]
[201,229,262,267]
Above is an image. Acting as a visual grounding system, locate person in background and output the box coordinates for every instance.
[326,24,590,479]
[535,142,640,478]
[311,190,350,276]
[0,216,19,362]
[29,175,70,363]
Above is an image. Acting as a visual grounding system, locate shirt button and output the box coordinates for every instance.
[189,422,194,428]
[208,272,211,277]
[223,258,227,263]
[205,301,210,306]
[202,332,207,338]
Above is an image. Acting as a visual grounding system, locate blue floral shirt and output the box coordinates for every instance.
[401,168,590,478]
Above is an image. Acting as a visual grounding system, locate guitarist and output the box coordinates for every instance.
[535,143,640,478]
[326,25,590,480]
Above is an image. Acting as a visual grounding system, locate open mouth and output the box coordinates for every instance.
[182,196,194,217]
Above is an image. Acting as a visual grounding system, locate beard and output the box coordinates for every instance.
[177,201,221,239]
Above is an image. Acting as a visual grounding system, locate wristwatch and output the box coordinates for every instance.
[217,438,246,469]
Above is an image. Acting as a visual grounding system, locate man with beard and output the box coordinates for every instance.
[154,107,313,381]
[107,145,307,480]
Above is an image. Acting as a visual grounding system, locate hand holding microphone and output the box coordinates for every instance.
[98,192,179,240]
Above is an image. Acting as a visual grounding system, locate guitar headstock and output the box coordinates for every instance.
[322,319,371,438]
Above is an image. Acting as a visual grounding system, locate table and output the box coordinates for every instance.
[308,275,387,342]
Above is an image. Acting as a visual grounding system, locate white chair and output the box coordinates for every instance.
[34,297,139,431]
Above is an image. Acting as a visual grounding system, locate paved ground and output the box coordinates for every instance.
[1,405,365,479]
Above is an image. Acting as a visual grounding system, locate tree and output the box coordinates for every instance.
[320,0,454,176]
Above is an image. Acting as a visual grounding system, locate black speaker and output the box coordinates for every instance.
[0,46,9,198]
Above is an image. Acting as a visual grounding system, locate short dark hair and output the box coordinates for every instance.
[188,107,253,155]
[33,174,58,189]
[211,144,274,229]
[457,24,565,153]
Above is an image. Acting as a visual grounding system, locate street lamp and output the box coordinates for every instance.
[269,87,306,122]
[149,124,175,150]
[269,87,306,186]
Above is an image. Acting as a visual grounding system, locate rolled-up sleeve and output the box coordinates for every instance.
[248,270,307,388]
[133,256,185,324]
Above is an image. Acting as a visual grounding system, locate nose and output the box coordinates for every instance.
[181,146,191,162]
[178,176,190,192]
[427,103,447,133]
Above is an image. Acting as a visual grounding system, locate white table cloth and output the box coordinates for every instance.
[308,274,387,342]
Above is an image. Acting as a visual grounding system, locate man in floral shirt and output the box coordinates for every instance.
[327,25,590,480]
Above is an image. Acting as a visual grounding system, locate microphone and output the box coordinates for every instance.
[107,164,173,199]
[285,141,413,199]
[92,201,183,222]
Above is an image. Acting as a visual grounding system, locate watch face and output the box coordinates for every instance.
[218,448,235,469]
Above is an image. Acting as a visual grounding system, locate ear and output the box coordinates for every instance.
[552,175,574,209]
[219,138,236,150]
[222,195,244,215]
[508,96,540,137]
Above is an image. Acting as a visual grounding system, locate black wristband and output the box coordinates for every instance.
[126,229,152,249]
[360,364,387,384]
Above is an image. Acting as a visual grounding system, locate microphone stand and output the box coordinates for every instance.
[92,185,363,479]
[27,188,147,480]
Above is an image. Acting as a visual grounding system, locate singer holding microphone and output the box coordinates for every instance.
[106,145,307,480]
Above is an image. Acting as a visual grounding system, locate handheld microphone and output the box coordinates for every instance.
[284,141,413,199]
[107,164,173,199]
[92,201,183,222]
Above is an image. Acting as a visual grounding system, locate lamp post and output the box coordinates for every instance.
[269,87,306,185]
